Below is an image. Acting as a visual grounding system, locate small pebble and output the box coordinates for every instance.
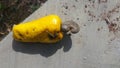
[83,57,87,60]
[97,28,100,31]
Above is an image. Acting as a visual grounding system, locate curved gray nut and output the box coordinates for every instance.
[61,20,80,34]
[61,24,70,32]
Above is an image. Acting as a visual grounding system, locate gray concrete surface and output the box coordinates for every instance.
[1,0,120,68]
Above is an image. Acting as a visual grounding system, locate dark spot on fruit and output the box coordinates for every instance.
[26,31,29,34]
[48,32,58,40]
[18,38,22,41]
[48,34,55,39]
[18,32,23,37]
[33,28,35,31]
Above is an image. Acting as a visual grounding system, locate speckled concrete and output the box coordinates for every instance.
[1,0,120,68]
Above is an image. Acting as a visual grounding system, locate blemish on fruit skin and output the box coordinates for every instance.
[33,28,35,31]
[32,27,37,32]
[18,32,23,37]
[26,31,29,34]
[18,38,22,41]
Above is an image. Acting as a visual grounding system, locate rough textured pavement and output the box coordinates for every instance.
[1,0,120,68]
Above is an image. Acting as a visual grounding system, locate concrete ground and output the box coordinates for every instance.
[1,0,120,68]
